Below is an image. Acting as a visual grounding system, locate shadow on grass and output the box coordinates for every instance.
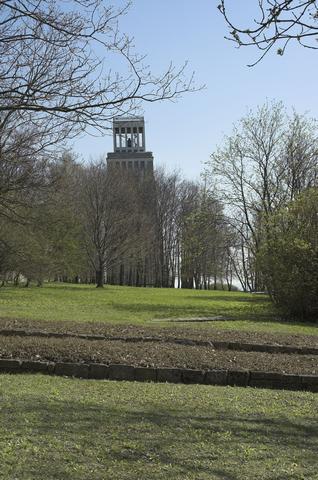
[185,294,272,304]
[113,303,213,313]
[2,390,318,479]
[111,301,278,322]
[0,284,114,293]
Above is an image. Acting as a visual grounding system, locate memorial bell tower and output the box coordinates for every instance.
[106,116,154,173]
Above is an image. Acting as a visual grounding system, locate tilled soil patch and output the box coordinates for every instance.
[0,334,317,375]
[1,328,317,356]
[0,317,317,348]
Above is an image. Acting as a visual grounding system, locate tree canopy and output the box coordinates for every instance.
[258,188,318,319]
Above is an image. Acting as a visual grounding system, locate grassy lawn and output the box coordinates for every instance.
[0,283,317,335]
[0,374,316,480]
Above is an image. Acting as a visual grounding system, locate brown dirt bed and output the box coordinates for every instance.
[0,317,317,348]
[0,334,317,375]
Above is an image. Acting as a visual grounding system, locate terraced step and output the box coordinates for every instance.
[0,357,317,392]
[0,328,317,355]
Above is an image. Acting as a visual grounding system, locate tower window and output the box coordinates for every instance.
[133,132,138,148]
[127,132,132,148]
[138,127,143,148]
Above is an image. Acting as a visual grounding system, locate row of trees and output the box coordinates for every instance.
[1,99,317,303]
[218,0,318,319]
[0,0,204,289]
[208,101,318,318]
[1,92,317,318]
[0,153,235,290]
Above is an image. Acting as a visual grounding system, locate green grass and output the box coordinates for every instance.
[0,374,317,480]
[0,283,317,335]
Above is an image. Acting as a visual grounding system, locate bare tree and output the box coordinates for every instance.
[106,171,158,287]
[0,126,53,220]
[218,0,318,65]
[0,0,198,228]
[80,161,136,287]
[283,112,318,200]
[180,184,230,290]
[208,101,318,290]
[0,0,197,141]
[153,169,183,288]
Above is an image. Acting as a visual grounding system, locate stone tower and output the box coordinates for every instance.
[106,116,154,173]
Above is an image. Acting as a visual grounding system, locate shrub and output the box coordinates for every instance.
[258,188,318,321]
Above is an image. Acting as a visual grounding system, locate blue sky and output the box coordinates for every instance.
[74,0,317,179]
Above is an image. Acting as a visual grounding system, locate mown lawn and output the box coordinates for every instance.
[0,283,317,335]
[0,374,317,480]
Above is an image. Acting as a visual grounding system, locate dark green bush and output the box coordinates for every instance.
[258,188,318,321]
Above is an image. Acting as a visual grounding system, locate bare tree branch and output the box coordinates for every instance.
[0,0,199,139]
[218,0,318,66]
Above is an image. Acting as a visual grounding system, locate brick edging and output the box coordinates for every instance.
[0,328,317,356]
[0,358,317,392]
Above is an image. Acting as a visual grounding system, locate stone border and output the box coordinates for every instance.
[0,358,317,392]
[0,328,317,356]
[151,316,228,323]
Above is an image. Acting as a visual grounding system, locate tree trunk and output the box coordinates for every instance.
[119,264,124,286]
[96,269,104,288]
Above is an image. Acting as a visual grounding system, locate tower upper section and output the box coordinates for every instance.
[113,116,146,153]
[107,116,153,174]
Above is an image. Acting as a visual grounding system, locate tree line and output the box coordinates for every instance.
[1,96,317,319]
[208,101,318,318]
[0,155,235,290]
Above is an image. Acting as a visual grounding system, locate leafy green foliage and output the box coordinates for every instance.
[258,188,318,320]
[0,154,88,284]
[181,190,232,289]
